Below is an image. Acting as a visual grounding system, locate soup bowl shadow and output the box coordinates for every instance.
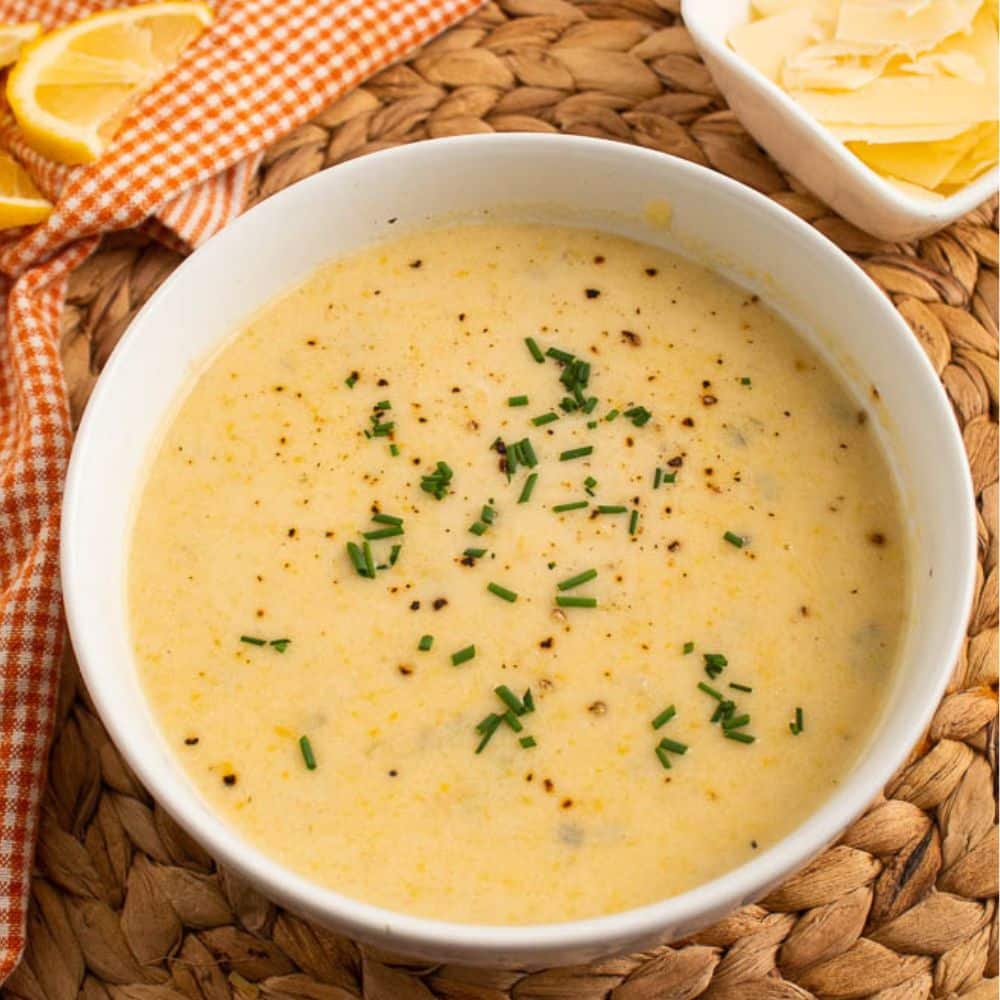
[62,133,976,968]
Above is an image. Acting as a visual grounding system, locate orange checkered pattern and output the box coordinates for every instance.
[0,0,480,983]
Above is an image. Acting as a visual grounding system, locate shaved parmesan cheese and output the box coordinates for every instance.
[729,9,820,82]
[728,0,999,196]
[782,40,894,89]
[849,125,982,187]
[836,0,981,51]
[827,122,973,142]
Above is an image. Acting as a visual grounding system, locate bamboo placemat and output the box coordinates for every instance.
[2,2,997,998]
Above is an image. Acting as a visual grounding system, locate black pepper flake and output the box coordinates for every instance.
[287,528,296,537]
[222,774,237,786]
[668,540,681,552]
[432,598,448,610]
[585,288,600,299]
[681,417,695,427]
[409,259,423,268]
[389,769,398,777]
[621,330,641,346]
[398,664,414,676]
[543,779,555,792]
[594,255,605,264]
[667,455,684,467]
[183,737,199,746]
[377,378,389,387]
[561,798,574,809]
[869,532,887,546]
[645,267,658,276]
[539,637,554,649]
[409,600,421,610]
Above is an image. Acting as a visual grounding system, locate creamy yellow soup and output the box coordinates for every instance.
[130,223,907,925]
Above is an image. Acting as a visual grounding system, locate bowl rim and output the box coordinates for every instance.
[62,132,978,962]
[681,0,999,224]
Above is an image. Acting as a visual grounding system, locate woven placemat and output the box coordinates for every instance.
[3,1,997,998]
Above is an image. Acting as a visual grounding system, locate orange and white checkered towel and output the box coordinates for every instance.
[0,0,479,982]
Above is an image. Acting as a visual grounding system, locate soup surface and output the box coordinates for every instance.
[130,223,907,924]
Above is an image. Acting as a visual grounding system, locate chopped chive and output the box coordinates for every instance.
[451,645,476,666]
[525,337,545,363]
[420,461,453,500]
[698,681,724,701]
[418,634,434,652]
[547,347,574,364]
[741,377,752,386]
[298,735,317,770]
[481,505,496,524]
[657,737,688,755]
[596,504,627,514]
[604,408,620,422]
[560,446,593,462]
[722,714,751,731]
[653,467,663,489]
[389,544,402,566]
[552,501,589,513]
[508,395,529,407]
[651,705,676,730]
[712,698,736,722]
[532,412,559,426]
[363,525,404,540]
[519,438,538,467]
[655,745,672,769]
[503,710,523,733]
[523,689,535,713]
[240,635,266,646]
[558,568,597,591]
[375,400,391,410]
[519,736,537,749]
[724,730,756,744]
[345,372,358,388]
[587,420,598,429]
[389,443,400,456]
[269,638,291,653]
[584,476,597,489]
[582,397,599,414]
[476,713,502,734]
[475,713,503,753]
[624,405,652,427]
[463,547,487,558]
[487,582,518,603]
[556,596,597,608]
[495,685,526,716]
[372,513,403,526]
[518,472,539,504]
[629,509,639,535]
[790,706,804,735]
[729,682,753,693]
[346,541,367,576]
[683,641,695,655]
[559,397,579,413]
[469,521,488,536]
[371,422,394,436]
[663,472,677,484]
[362,541,376,579]
[703,653,728,678]
[724,531,745,548]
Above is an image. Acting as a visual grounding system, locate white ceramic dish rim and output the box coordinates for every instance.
[682,0,999,226]
[62,134,977,965]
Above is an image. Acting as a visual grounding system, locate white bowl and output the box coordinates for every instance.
[682,0,999,242]
[62,134,976,968]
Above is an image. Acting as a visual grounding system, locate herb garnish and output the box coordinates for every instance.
[518,472,538,504]
[299,735,317,770]
[556,596,597,608]
[560,446,593,462]
[418,635,434,651]
[789,707,804,735]
[557,568,597,591]
[487,582,518,603]
[420,461,453,500]
[451,645,476,666]
[552,500,588,513]
[723,531,745,548]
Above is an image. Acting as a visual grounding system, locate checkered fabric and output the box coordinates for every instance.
[0,0,480,982]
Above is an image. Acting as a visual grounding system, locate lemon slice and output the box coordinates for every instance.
[7,2,213,165]
[0,151,52,228]
[0,22,41,69]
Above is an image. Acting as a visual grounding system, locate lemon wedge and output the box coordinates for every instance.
[0,22,41,69]
[7,2,213,165]
[0,151,52,228]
